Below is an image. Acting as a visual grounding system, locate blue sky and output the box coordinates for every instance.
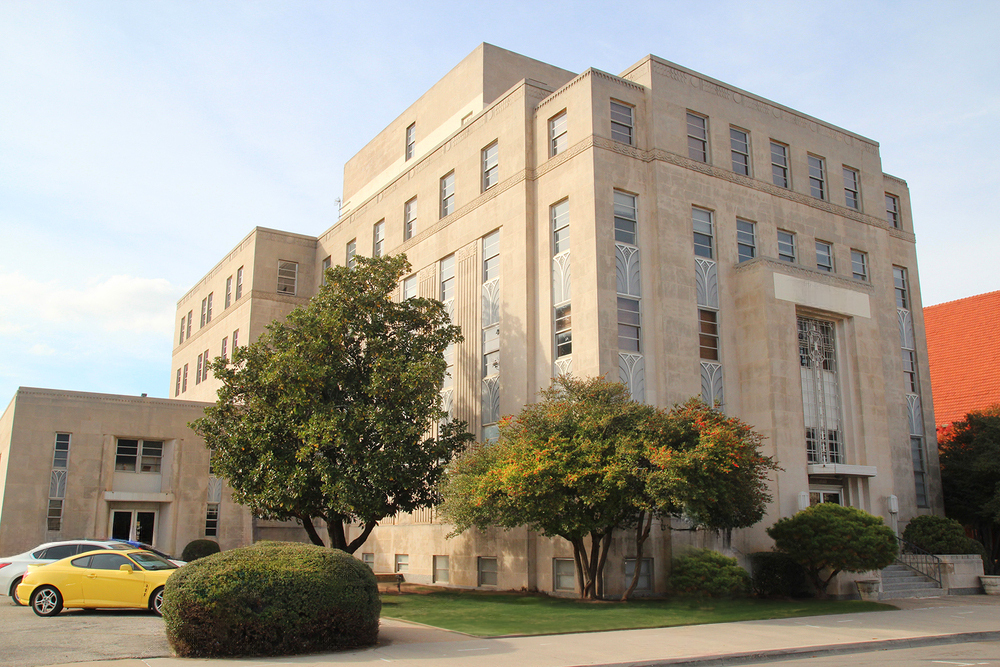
[1,0,998,402]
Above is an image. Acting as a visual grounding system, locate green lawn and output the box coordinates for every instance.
[379,590,893,637]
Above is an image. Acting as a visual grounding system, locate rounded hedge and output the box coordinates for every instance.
[902,515,986,556]
[180,539,221,562]
[670,548,750,597]
[163,541,380,657]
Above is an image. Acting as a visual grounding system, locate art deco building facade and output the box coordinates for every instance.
[167,44,941,596]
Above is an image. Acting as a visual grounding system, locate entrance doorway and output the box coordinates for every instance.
[110,510,156,544]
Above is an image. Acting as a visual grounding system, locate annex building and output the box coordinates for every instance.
[924,290,1000,431]
[1,44,941,598]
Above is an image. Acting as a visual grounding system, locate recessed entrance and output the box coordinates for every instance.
[110,510,156,544]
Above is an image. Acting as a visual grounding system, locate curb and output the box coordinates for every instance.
[583,631,1000,666]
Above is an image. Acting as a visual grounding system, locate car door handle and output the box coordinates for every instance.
[86,574,97,578]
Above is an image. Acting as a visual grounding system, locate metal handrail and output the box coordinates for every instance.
[893,535,943,586]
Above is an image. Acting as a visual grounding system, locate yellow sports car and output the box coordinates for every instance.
[17,548,178,617]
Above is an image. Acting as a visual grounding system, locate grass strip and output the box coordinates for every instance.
[380,589,893,637]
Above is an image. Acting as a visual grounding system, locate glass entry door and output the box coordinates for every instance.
[110,509,156,544]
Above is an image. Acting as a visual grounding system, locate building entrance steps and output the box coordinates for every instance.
[879,562,944,599]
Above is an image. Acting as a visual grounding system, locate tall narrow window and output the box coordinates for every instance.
[777,230,796,263]
[815,240,834,272]
[730,127,750,175]
[798,316,843,464]
[610,101,633,145]
[770,141,789,188]
[221,336,228,360]
[440,172,455,218]
[235,266,243,299]
[478,557,498,586]
[613,191,637,245]
[893,266,909,309]
[205,503,219,536]
[698,309,719,360]
[737,219,756,262]
[482,230,501,442]
[225,276,232,308]
[405,123,415,160]
[182,364,188,392]
[175,369,181,397]
[205,293,213,323]
[52,433,70,469]
[346,239,357,270]
[202,348,210,381]
[549,111,567,156]
[843,167,860,210]
[808,155,826,200]
[232,329,239,350]
[372,220,385,258]
[687,112,708,162]
[195,354,203,385]
[321,256,331,285]
[482,141,499,191]
[433,555,450,583]
[404,197,417,240]
[692,208,714,259]
[440,254,455,302]
[200,298,208,327]
[179,317,185,344]
[851,250,868,281]
[186,310,192,338]
[885,194,900,228]
[618,297,640,352]
[440,255,456,393]
[552,200,571,360]
[277,261,298,295]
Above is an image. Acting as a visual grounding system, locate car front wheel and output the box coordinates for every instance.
[30,586,63,617]
[9,577,24,606]
[149,587,164,616]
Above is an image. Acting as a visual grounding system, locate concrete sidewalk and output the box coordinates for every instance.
[45,595,1000,667]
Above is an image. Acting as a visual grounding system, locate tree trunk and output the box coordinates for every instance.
[326,518,349,550]
[571,537,590,599]
[622,511,652,600]
[298,514,325,546]
[595,531,612,599]
[346,521,378,554]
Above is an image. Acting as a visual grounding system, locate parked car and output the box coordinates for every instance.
[17,548,178,617]
[111,540,186,566]
[0,540,128,605]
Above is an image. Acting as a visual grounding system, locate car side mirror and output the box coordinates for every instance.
[119,564,133,573]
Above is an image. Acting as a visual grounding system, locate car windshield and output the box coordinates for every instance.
[129,551,177,571]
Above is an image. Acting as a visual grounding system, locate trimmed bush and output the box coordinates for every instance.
[163,541,380,657]
[749,551,812,598]
[902,515,986,556]
[670,549,750,597]
[180,539,221,562]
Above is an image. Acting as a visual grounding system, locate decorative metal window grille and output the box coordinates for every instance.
[482,230,501,441]
[798,317,844,464]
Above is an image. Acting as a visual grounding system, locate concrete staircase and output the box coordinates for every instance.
[879,563,943,599]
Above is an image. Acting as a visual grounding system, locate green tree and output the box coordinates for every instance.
[439,378,777,600]
[439,376,651,599]
[192,254,473,553]
[766,504,897,597]
[938,406,1000,574]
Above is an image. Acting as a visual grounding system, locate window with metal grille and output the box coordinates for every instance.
[798,317,844,464]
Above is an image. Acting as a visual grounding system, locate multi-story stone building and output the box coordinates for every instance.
[8,43,938,598]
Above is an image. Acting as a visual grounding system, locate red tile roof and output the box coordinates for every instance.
[924,290,1000,428]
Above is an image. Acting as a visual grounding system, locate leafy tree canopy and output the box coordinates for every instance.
[938,405,1000,573]
[766,503,897,597]
[192,254,473,552]
[439,377,777,599]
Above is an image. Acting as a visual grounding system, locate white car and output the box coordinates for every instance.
[0,540,130,605]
